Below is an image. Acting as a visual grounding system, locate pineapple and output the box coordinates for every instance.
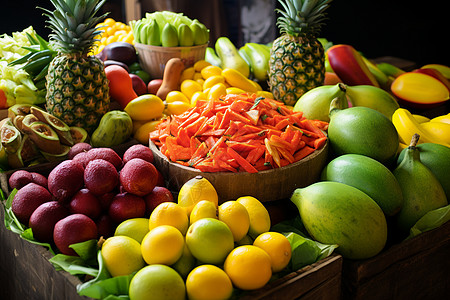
[42,0,110,134]
[269,0,332,106]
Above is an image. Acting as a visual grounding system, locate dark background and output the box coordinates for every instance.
[1,0,447,68]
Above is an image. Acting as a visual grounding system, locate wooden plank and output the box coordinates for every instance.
[342,220,450,300]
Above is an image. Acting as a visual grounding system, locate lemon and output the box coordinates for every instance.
[236,196,271,238]
[172,244,196,279]
[190,200,217,224]
[124,94,165,121]
[224,245,272,290]
[185,218,234,265]
[114,218,150,243]
[149,202,189,235]
[186,265,233,300]
[101,236,145,277]
[253,232,292,272]
[178,176,218,215]
[129,264,186,300]
[218,200,250,242]
[141,225,184,265]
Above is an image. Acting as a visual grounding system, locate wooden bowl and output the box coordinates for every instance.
[150,141,329,203]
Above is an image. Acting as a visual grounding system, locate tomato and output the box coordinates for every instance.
[147,79,163,95]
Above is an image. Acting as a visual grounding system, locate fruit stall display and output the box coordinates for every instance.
[1,0,450,300]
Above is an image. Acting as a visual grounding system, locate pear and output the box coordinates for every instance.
[393,134,448,234]
[293,83,347,122]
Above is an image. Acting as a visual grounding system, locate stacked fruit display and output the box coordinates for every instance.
[93,18,134,55]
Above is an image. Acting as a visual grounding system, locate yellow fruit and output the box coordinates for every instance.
[236,234,254,246]
[190,200,218,224]
[201,65,223,79]
[141,225,185,265]
[421,121,450,144]
[256,90,274,99]
[185,218,234,265]
[129,264,186,300]
[221,68,257,93]
[180,67,195,82]
[186,265,233,300]
[134,119,162,145]
[430,113,450,124]
[101,236,145,277]
[114,218,150,243]
[193,60,211,72]
[224,245,272,290]
[193,72,203,81]
[149,202,189,235]
[181,79,203,99]
[218,200,250,242]
[226,87,246,95]
[178,176,219,215]
[166,91,191,104]
[172,244,196,279]
[207,83,227,99]
[236,196,271,238]
[253,232,292,272]
[164,100,192,116]
[190,91,207,106]
[203,75,226,90]
[412,114,430,123]
[124,94,165,121]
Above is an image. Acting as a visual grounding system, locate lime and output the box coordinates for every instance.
[114,218,149,243]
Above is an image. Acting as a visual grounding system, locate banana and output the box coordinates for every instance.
[215,37,250,78]
[242,43,270,82]
[430,113,450,124]
[391,108,450,147]
[421,121,450,144]
[412,114,430,123]
[345,84,399,120]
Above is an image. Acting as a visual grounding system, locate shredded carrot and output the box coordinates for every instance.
[150,93,327,172]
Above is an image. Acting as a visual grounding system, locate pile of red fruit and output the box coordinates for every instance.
[9,143,175,256]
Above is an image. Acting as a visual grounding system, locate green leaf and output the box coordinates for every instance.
[50,253,99,277]
[77,251,132,299]
[406,204,450,240]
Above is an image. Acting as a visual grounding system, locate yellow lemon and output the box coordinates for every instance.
[141,225,184,265]
[129,264,186,300]
[253,231,292,272]
[218,200,250,242]
[149,202,189,235]
[190,200,218,224]
[101,236,145,277]
[124,94,165,121]
[114,218,150,243]
[180,79,203,99]
[236,196,271,238]
[172,244,196,279]
[178,176,218,215]
[185,218,234,265]
[223,245,272,290]
[186,265,233,300]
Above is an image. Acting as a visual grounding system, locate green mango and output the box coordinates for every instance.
[321,153,403,216]
[91,110,133,147]
[327,103,399,165]
[291,181,387,260]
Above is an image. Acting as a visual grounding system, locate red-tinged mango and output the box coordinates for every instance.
[420,64,450,80]
[391,72,450,108]
[412,68,450,92]
[327,44,379,87]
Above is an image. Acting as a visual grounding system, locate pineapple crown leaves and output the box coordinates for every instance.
[40,0,109,54]
[276,0,333,36]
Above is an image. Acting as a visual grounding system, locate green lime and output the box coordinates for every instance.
[128,62,142,72]
[133,70,151,84]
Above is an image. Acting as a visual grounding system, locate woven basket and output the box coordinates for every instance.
[135,42,208,79]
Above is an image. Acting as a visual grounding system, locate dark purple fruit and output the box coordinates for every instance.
[104,60,130,72]
[104,42,138,65]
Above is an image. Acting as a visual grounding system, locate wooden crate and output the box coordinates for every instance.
[342,220,450,300]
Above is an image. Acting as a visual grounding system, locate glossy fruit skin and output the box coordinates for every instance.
[321,154,403,216]
[328,106,399,165]
[397,143,450,200]
[291,181,387,259]
[91,110,133,147]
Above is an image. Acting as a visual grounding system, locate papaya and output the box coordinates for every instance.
[291,181,387,260]
[321,154,403,217]
[91,110,133,147]
[397,142,450,200]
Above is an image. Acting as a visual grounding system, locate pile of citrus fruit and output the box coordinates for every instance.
[100,176,292,300]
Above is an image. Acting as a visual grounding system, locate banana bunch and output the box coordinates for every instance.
[392,108,450,149]
[130,11,209,47]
